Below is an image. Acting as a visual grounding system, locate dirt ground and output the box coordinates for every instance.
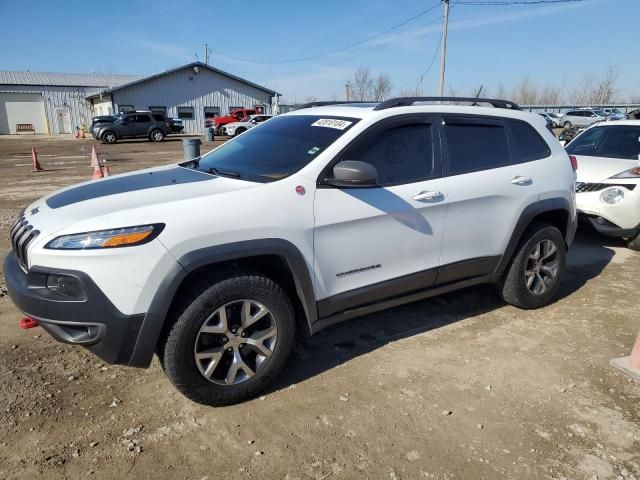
[0,135,638,480]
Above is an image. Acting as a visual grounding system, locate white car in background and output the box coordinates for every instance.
[565,120,640,249]
[560,109,607,129]
[220,114,273,136]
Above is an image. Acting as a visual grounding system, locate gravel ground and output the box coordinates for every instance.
[0,136,638,480]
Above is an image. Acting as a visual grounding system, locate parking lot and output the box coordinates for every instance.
[0,135,637,479]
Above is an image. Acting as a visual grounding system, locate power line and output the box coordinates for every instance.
[271,16,444,80]
[452,0,584,5]
[207,2,441,65]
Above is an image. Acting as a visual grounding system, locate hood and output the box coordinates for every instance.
[574,155,639,183]
[24,164,257,236]
[224,121,247,129]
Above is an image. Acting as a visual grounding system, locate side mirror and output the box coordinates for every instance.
[325,160,378,188]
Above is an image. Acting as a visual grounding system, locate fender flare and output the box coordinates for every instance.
[127,239,316,367]
[495,197,575,275]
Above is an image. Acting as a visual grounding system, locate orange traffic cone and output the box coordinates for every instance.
[92,161,103,180]
[102,164,111,177]
[610,334,640,381]
[90,145,99,168]
[32,147,44,172]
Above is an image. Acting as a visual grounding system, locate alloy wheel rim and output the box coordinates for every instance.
[524,239,559,295]
[194,299,277,385]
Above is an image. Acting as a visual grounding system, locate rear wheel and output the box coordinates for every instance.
[102,131,117,144]
[160,272,295,406]
[499,222,566,309]
[234,127,246,137]
[150,129,164,142]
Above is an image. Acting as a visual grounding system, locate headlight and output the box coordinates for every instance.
[45,224,164,250]
[601,188,625,205]
[610,166,640,179]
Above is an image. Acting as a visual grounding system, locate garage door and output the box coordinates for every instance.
[0,93,47,134]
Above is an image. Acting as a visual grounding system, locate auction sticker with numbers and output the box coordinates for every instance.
[311,119,353,130]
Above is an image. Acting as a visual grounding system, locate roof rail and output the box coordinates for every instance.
[298,101,376,109]
[373,97,521,111]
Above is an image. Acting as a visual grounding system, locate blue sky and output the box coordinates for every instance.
[1,0,638,102]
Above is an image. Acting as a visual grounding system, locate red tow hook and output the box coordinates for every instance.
[19,317,39,329]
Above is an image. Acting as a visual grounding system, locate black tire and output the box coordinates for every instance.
[160,272,295,406]
[102,131,117,144]
[499,222,566,309]
[627,231,640,251]
[234,127,246,137]
[150,129,164,142]
[563,121,573,129]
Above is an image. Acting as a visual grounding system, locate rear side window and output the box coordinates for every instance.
[341,122,435,186]
[443,118,511,175]
[135,115,152,123]
[152,113,165,121]
[508,120,550,162]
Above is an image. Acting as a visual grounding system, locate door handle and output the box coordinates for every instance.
[413,191,444,202]
[510,176,532,186]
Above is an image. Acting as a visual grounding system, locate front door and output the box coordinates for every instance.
[313,116,448,316]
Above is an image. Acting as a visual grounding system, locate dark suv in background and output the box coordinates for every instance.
[92,111,172,144]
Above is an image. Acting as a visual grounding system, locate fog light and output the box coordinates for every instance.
[46,274,86,299]
[601,187,624,205]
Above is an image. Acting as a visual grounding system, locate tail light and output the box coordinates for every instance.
[569,155,578,171]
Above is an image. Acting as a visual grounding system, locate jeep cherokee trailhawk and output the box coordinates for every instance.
[5,97,577,406]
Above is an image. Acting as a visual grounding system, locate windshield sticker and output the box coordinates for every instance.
[311,119,353,130]
[307,146,320,155]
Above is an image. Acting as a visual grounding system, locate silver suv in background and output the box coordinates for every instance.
[560,109,606,129]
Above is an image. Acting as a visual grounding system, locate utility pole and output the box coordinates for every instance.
[345,83,350,101]
[204,43,209,65]
[438,0,450,97]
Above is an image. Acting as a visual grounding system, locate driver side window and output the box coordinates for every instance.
[340,122,435,186]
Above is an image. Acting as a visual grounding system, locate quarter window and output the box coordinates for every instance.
[443,118,511,174]
[508,120,550,162]
[178,107,194,120]
[341,122,435,186]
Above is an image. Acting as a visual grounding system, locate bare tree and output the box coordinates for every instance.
[569,66,618,105]
[494,83,508,100]
[346,67,393,101]
[538,85,563,105]
[447,84,458,97]
[511,76,538,105]
[347,67,374,101]
[373,73,392,101]
[471,85,485,98]
[304,95,318,103]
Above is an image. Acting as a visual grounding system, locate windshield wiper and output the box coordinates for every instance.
[206,167,241,178]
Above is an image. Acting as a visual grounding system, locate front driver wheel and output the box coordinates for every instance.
[499,222,566,309]
[102,131,117,144]
[160,272,295,406]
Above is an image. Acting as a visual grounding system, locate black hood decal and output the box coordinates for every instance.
[46,166,214,209]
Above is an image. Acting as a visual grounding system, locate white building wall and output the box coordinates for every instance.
[0,85,101,134]
[110,67,273,134]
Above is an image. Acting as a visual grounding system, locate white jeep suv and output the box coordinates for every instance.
[565,120,640,249]
[6,97,577,406]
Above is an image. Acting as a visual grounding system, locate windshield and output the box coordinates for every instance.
[566,125,640,160]
[239,116,252,123]
[182,115,360,182]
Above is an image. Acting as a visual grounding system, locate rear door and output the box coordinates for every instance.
[313,115,448,312]
[437,115,540,282]
[134,114,152,136]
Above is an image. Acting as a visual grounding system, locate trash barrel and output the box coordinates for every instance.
[182,138,201,161]
[206,127,215,142]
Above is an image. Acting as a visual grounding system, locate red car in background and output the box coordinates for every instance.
[206,108,259,134]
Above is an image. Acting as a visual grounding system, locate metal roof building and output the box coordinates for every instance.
[0,62,278,135]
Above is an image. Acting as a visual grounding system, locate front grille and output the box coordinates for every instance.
[576,182,637,193]
[9,213,39,271]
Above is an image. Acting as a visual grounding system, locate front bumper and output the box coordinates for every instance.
[576,184,640,238]
[4,252,145,366]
